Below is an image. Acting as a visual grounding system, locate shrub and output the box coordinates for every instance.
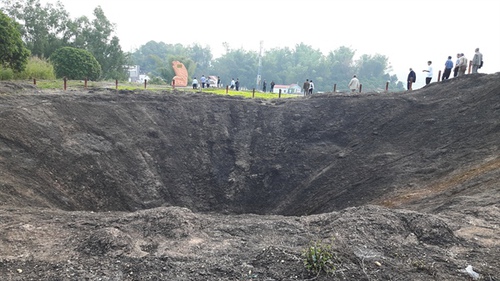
[0,67,14,80]
[148,76,166,85]
[50,47,101,80]
[14,57,55,80]
[302,241,336,274]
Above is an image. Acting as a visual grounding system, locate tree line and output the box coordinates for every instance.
[1,0,404,92]
[1,0,127,80]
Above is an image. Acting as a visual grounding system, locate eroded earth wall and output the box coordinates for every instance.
[0,73,499,215]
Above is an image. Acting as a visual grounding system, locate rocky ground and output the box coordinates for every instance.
[0,74,499,280]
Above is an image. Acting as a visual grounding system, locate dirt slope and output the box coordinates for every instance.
[0,73,499,280]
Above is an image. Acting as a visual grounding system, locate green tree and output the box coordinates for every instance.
[262,47,294,84]
[50,47,101,80]
[0,11,30,72]
[130,40,404,92]
[355,54,403,91]
[72,7,127,80]
[130,41,209,81]
[2,0,70,58]
[262,44,325,90]
[3,0,127,80]
[131,41,170,75]
[356,54,388,79]
[212,48,258,89]
[187,43,213,75]
[325,46,357,90]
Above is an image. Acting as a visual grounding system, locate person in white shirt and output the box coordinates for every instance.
[453,53,460,77]
[192,77,198,89]
[458,54,467,76]
[348,75,360,92]
[200,75,206,88]
[308,80,315,94]
[422,61,433,85]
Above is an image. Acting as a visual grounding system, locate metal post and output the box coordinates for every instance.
[256,41,263,90]
[279,89,282,98]
[226,85,229,94]
[438,70,442,82]
[385,82,389,92]
[252,88,255,98]
[333,83,336,93]
[64,77,67,90]
[359,84,362,93]
[115,79,118,90]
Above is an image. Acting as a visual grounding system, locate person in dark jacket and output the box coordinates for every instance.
[235,78,240,91]
[407,68,416,90]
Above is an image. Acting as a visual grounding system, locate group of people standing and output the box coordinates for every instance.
[407,48,483,90]
[302,75,360,95]
[302,79,315,95]
[193,76,238,90]
[191,75,209,89]
[192,75,223,89]
[262,80,275,93]
[194,48,484,94]
[229,78,240,90]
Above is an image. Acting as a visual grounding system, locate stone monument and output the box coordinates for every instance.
[171,61,188,87]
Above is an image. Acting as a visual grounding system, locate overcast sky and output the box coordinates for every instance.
[37,0,500,89]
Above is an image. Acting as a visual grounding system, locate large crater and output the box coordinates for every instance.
[1,74,499,215]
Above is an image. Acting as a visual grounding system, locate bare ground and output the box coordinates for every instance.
[0,73,499,280]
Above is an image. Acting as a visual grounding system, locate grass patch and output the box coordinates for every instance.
[12,78,302,100]
[196,87,300,99]
[302,241,337,274]
[15,57,56,80]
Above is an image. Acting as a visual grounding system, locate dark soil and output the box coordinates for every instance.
[0,73,499,280]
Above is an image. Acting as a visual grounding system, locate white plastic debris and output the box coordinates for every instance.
[465,265,480,280]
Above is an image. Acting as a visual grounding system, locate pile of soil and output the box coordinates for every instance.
[0,73,499,280]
